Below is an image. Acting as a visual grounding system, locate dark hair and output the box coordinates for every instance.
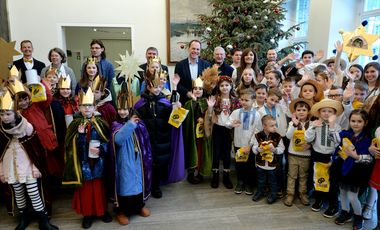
[283,77,294,84]
[268,88,282,99]
[90,39,106,59]
[354,80,368,92]
[363,62,380,87]
[262,114,275,125]
[301,50,314,58]
[268,70,283,83]
[238,88,255,99]
[48,47,67,63]
[20,40,32,48]
[349,64,364,81]
[188,40,201,49]
[314,64,329,76]
[349,109,369,134]
[254,83,268,93]
[79,61,101,88]
[367,95,380,136]
[294,101,311,111]
[231,48,242,55]
[146,47,158,54]
[329,85,342,91]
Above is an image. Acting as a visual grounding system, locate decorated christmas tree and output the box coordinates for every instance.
[198,0,306,65]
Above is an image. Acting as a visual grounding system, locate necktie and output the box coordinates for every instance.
[23,58,32,63]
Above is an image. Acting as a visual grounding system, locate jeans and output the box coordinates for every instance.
[257,167,277,195]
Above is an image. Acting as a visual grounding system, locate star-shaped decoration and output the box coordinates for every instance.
[340,24,379,63]
[115,50,143,82]
[0,38,21,80]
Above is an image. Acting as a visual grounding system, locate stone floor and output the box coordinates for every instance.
[0,176,378,230]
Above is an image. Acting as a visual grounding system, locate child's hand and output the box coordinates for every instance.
[257,147,264,153]
[173,101,182,109]
[78,124,85,133]
[242,146,250,154]
[335,41,343,54]
[269,143,275,152]
[315,49,325,61]
[344,148,358,160]
[343,87,354,102]
[369,143,380,158]
[32,170,42,179]
[328,115,337,127]
[172,74,180,87]
[89,146,100,155]
[231,120,241,127]
[291,113,299,126]
[302,143,311,151]
[311,120,322,127]
[207,96,216,108]
[197,117,204,125]
[130,115,140,124]
[286,53,296,61]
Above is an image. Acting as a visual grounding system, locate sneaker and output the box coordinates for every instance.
[323,206,339,218]
[284,194,294,207]
[334,210,352,225]
[140,207,151,217]
[234,182,244,194]
[299,193,310,206]
[101,211,113,223]
[116,213,129,225]
[252,191,264,202]
[82,216,93,229]
[276,190,284,199]
[352,214,363,230]
[311,200,323,212]
[362,205,373,220]
[151,187,162,198]
[267,194,277,204]
[245,185,253,195]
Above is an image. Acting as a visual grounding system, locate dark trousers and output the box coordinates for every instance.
[115,193,144,216]
[212,124,231,170]
[257,167,277,196]
[234,147,255,186]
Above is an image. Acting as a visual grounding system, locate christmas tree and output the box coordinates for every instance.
[198,0,306,66]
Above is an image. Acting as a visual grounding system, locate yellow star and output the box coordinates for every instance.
[340,25,380,63]
[115,50,143,82]
[0,38,21,80]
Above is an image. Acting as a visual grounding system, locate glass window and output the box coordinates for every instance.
[295,0,309,38]
[364,0,380,11]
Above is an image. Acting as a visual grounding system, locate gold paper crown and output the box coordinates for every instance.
[0,90,15,111]
[87,57,97,65]
[79,87,95,105]
[7,78,25,95]
[91,75,106,92]
[46,66,58,76]
[117,82,130,109]
[9,65,21,79]
[148,56,161,65]
[57,76,71,89]
[193,77,204,88]
[160,70,168,80]
[145,70,161,88]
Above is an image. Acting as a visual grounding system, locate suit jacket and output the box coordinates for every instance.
[212,61,234,77]
[13,58,46,83]
[175,58,210,104]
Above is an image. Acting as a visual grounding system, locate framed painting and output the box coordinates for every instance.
[166,0,211,64]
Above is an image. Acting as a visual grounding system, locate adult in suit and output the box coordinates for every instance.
[138,47,170,93]
[211,46,234,77]
[40,47,77,95]
[13,40,46,83]
[174,40,210,104]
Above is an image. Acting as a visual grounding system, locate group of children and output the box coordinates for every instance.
[0,48,379,230]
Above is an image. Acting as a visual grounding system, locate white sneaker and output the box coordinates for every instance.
[362,205,373,220]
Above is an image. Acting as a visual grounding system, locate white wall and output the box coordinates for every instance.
[7,0,168,66]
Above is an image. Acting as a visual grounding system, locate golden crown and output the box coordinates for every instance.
[7,78,25,96]
[0,90,15,111]
[91,75,106,92]
[57,76,71,89]
[9,65,21,79]
[117,82,130,110]
[145,70,161,88]
[46,66,58,76]
[193,77,204,88]
[79,87,94,105]
[87,57,97,65]
[148,56,161,65]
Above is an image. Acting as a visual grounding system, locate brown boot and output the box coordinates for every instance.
[299,193,310,206]
[284,194,294,207]
[140,207,151,217]
[116,213,129,225]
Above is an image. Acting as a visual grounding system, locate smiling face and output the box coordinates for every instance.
[118,109,129,119]
[294,104,309,121]
[147,85,163,96]
[244,51,254,64]
[266,94,280,108]
[192,87,203,98]
[266,49,277,62]
[282,81,293,95]
[242,68,254,84]
[239,93,253,110]
[301,84,316,100]
[266,73,280,88]
[364,66,379,85]
[86,63,98,78]
[17,96,30,110]
[21,41,33,58]
[214,47,225,64]
[302,54,313,65]
[349,113,366,134]
[319,107,336,121]
[219,80,232,95]
[255,88,267,104]
[45,73,58,86]
[188,41,201,61]
[349,66,362,80]
[50,51,63,66]
[59,88,71,98]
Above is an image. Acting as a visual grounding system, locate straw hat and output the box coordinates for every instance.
[289,98,313,114]
[323,57,347,71]
[299,79,324,103]
[310,98,343,117]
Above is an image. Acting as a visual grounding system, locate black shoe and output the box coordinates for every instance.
[211,171,219,188]
[252,192,264,202]
[195,174,204,182]
[352,214,363,230]
[222,171,233,189]
[267,194,277,204]
[323,206,339,218]
[187,173,201,184]
[334,210,352,225]
[311,200,323,212]
[82,216,92,229]
[37,211,58,230]
[101,211,112,223]
[15,209,29,230]
[234,182,244,194]
[151,187,162,198]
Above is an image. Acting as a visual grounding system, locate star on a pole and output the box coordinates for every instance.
[0,38,21,80]
[115,50,143,82]
[340,23,379,63]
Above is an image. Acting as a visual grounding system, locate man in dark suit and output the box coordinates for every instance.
[13,40,46,83]
[212,46,234,77]
[174,40,210,105]
[138,47,170,90]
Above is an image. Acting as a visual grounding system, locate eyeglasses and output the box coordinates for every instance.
[328,94,342,98]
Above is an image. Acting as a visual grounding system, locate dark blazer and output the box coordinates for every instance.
[138,63,170,85]
[174,58,210,104]
[212,61,234,77]
[13,58,46,83]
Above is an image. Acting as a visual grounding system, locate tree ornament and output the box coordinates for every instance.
[255,12,258,15]
[226,44,233,50]
[295,46,300,50]
[206,27,212,33]
[253,25,258,29]
[270,38,275,43]
[264,16,268,20]
[296,26,300,31]
[180,44,185,49]
[244,9,248,15]
[246,35,251,39]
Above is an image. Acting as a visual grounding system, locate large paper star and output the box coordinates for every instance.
[340,25,379,62]
[115,50,143,82]
[0,38,21,80]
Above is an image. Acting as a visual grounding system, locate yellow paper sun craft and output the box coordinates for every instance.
[339,21,380,63]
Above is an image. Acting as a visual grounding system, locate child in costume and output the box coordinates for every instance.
[331,110,373,230]
[111,82,152,225]
[140,56,171,98]
[284,98,313,206]
[305,98,343,218]
[205,76,240,189]
[0,90,58,230]
[76,57,100,95]
[92,75,116,127]
[183,76,212,184]
[251,114,285,204]
[227,88,262,195]
[63,87,112,229]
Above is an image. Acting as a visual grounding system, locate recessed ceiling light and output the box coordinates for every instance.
[122,32,126,35]
[93,28,97,32]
